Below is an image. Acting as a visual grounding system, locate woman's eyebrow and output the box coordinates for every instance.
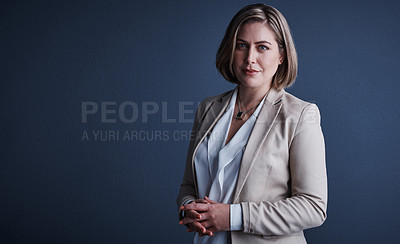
[236,38,272,45]
[255,40,272,45]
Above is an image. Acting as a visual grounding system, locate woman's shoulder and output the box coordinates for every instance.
[196,89,234,112]
[191,89,234,121]
[281,90,321,121]
[282,91,313,107]
[200,89,234,104]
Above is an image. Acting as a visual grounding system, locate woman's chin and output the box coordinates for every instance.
[238,80,271,90]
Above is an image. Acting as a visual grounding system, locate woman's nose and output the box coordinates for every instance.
[245,47,256,64]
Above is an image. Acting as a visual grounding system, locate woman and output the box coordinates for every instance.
[177,3,327,244]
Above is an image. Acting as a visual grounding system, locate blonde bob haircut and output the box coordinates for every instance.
[216,4,297,90]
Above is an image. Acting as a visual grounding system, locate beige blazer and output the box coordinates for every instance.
[177,87,327,244]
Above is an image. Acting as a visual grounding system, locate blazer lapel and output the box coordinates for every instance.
[192,90,234,163]
[189,90,234,197]
[233,87,285,203]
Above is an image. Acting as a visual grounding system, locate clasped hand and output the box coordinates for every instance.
[179,196,230,237]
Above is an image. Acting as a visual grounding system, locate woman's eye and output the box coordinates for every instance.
[236,43,247,49]
[258,45,269,50]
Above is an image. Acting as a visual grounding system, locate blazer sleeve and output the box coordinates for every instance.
[241,104,327,236]
[176,100,207,218]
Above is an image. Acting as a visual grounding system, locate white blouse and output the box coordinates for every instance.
[193,88,266,244]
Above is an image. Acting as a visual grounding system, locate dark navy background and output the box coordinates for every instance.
[1,0,399,243]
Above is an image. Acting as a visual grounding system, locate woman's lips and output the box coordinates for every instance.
[243,68,259,76]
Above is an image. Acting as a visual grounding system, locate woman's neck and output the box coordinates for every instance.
[237,84,271,109]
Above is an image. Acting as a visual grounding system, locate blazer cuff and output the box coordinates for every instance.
[181,200,194,219]
[240,202,251,233]
[178,196,196,220]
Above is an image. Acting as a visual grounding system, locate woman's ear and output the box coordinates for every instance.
[278,50,284,65]
[279,55,284,65]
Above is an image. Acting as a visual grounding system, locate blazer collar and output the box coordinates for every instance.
[267,86,284,105]
[194,89,234,146]
[199,86,284,123]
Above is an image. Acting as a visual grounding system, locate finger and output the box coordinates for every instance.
[180,217,201,225]
[181,203,209,212]
[186,223,201,233]
[198,229,213,237]
[186,210,201,219]
[198,231,208,237]
[199,220,212,229]
[198,230,214,237]
[190,222,206,234]
[201,226,214,236]
[195,199,209,204]
[204,196,218,204]
[205,230,214,236]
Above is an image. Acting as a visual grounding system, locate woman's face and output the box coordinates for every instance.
[233,21,283,90]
